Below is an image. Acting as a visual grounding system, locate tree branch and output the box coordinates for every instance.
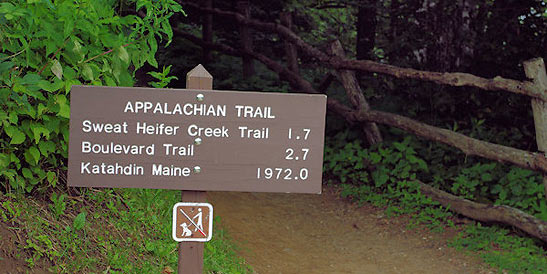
[38,38,69,75]
[419,181,547,243]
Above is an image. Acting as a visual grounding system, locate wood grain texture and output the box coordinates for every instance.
[524,58,547,199]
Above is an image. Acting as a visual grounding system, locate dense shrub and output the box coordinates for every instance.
[0,0,182,192]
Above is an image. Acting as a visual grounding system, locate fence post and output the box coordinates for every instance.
[523,58,547,200]
[178,64,212,273]
[328,40,383,145]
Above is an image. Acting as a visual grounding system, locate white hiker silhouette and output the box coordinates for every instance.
[180,222,192,237]
[192,208,203,232]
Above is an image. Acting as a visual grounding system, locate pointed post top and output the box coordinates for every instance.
[187,64,213,78]
[186,64,213,90]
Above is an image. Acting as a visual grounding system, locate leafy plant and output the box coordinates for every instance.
[493,167,547,220]
[450,163,496,200]
[147,65,178,88]
[49,192,67,220]
[1,198,22,223]
[0,0,182,193]
[73,211,86,231]
[324,133,451,228]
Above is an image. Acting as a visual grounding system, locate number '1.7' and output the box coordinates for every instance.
[257,168,309,180]
[288,128,311,140]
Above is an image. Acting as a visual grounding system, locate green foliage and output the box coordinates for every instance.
[0,0,181,193]
[449,223,547,273]
[324,129,547,270]
[0,189,251,273]
[450,163,496,200]
[49,192,67,220]
[284,1,356,53]
[147,65,178,88]
[324,132,451,229]
[449,163,546,220]
[324,132,428,189]
[72,211,86,231]
[493,168,547,220]
[1,197,22,223]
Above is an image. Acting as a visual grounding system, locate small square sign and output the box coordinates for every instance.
[172,202,213,242]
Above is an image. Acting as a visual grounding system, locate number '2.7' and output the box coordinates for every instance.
[288,128,310,140]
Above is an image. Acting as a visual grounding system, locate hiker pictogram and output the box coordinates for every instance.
[192,208,203,232]
[172,202,213,242]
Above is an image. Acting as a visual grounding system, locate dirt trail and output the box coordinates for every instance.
[207,187,492,274]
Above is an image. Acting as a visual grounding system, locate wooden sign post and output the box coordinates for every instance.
[67,65,327,272]
[179,65,212,273]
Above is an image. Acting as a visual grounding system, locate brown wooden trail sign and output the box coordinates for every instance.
[67,64,327,273]
[67,79,326,194]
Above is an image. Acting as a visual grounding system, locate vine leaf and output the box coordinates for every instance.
[5,126,26,144]
[24,146,40,165]
[82,64,93,81]
[73,212,86,231]
[117,46,129,64]
[51,59,63,80]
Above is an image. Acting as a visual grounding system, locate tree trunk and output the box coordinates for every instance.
[389,0,400,43]
[236,0,254,78]
[356,1,377,61]
[329,40,382,145]
[456,0,477,69]
[202,0,213,64]
[280,12,299,74]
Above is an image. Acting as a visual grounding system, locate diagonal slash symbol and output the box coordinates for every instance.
[180,208,207,237]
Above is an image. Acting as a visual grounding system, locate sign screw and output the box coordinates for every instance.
[196,93,204,101]
[193,166,201,173]
[194,138,202,145]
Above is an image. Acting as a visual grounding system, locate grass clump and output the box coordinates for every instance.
[449,223,547,273]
